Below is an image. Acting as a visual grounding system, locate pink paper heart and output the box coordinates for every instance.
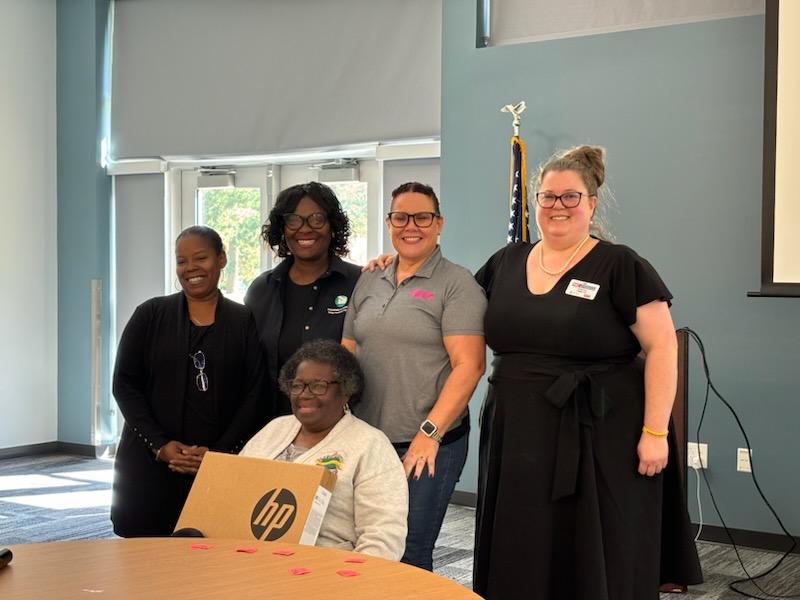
[190,543,213,550]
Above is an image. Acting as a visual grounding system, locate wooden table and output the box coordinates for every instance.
[0,538,482,599]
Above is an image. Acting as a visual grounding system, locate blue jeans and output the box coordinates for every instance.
[393,432,469,571]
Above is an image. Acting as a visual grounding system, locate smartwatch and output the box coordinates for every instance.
[420,419,443,443]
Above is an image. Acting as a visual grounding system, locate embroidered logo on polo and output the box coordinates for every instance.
[410,288,435,301]
[315,452,344,471]
[250,488,297,541]
[327,295,349,315]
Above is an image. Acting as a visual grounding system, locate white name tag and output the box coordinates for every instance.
[565,279,600,300]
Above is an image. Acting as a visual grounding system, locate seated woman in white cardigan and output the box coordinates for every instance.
[240,339,407,560]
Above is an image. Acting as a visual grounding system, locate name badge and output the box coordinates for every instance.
[565,279,600,300]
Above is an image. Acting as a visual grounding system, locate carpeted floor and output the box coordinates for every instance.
[1,454,797,599]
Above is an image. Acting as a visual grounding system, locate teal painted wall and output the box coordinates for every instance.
[441,1,800,535]
[57,0,113,445]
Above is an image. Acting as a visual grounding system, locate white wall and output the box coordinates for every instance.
[0,0,57,448]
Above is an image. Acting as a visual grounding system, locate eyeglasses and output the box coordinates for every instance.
[386,212,440,228]
[534,191,590,209]
[283,212,328,231]
[190,351,208,392]
[288,379,339,396]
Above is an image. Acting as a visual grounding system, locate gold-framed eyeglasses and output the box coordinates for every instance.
[534,191,589,208]
[190,350,208,392]
[288,379,339,396]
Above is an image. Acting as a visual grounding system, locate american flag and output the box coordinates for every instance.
[507,135,529,243]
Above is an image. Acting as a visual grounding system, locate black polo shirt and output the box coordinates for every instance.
[244,255,362,415]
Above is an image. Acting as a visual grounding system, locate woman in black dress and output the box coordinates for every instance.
[473,146,701,599]
[111,226,266,537]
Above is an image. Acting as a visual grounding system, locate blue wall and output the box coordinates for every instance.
[57,0,113,445]
[441,1,799,535]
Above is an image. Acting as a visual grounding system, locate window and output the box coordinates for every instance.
[327,180,369,266]
[176,167,269,303]
[198,187,262,303]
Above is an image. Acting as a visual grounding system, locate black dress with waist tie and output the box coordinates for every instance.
[473,241,701,600]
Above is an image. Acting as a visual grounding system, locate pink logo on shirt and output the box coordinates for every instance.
[410,288,435,300]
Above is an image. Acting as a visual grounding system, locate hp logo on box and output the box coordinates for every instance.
[251,488,297,541]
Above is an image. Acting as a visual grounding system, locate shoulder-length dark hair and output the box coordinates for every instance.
[261,182,351,258]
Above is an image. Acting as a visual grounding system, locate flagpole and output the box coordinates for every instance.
[501,101,529,243]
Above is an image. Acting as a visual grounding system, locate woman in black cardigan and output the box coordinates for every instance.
[111,226,268,537]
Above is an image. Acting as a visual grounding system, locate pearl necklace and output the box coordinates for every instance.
[538,235,591,276]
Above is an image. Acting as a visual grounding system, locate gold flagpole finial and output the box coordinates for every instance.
[500,101,526,137]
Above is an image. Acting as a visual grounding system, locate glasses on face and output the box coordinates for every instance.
[386,212,440,228]
[288,379,339,396]
[190,351,208,392]
[534,191,589,209]
[283,212,328,231]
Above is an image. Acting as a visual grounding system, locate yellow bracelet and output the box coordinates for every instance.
[642,425,669,437]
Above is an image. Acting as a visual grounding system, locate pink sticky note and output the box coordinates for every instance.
[343,556,367,563]
[236,546,258,554]
[190,543,213,550]
[289,567,311,576]
[272,548,295,556]
[336,569,361,577]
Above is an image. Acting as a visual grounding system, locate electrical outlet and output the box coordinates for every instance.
[687,442,708,469]
[737,448,752,473]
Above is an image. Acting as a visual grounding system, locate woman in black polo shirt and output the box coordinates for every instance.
[245,182,361,416]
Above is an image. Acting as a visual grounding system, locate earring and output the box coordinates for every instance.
[343,402,350,414]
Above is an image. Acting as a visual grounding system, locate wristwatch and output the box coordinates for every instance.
[420,419,443,443]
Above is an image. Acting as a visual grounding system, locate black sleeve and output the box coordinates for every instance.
[112,301,171,452]
[212,314,270,453]
[610,246,673,326]
[474,245,510,298]
[243,276,259,308]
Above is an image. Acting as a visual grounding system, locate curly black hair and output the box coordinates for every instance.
[278,339,364,408]
[261,182,351,258]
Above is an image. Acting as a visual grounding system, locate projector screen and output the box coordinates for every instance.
[760,0,800,296]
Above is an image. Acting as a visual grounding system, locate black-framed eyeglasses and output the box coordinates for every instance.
[535,191,590,208]
[190,351,208,392]
[288,379,339,396]
[283,212,328,230]
[386,212,440,228]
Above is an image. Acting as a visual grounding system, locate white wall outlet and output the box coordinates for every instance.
[687,442,708,469]
[737,448,753,473]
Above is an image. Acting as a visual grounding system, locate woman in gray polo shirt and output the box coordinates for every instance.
[342,182,486,571]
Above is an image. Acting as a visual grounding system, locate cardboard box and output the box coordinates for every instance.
[175,451,337,544]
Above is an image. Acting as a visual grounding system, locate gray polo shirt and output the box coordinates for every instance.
[342,247,486,443]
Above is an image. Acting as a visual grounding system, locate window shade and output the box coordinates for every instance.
[111,0,441,159]
[490,0,763,46]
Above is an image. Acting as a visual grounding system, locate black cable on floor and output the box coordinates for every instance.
[678,327,799,599]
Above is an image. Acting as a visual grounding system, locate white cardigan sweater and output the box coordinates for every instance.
[240,412,408,560]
